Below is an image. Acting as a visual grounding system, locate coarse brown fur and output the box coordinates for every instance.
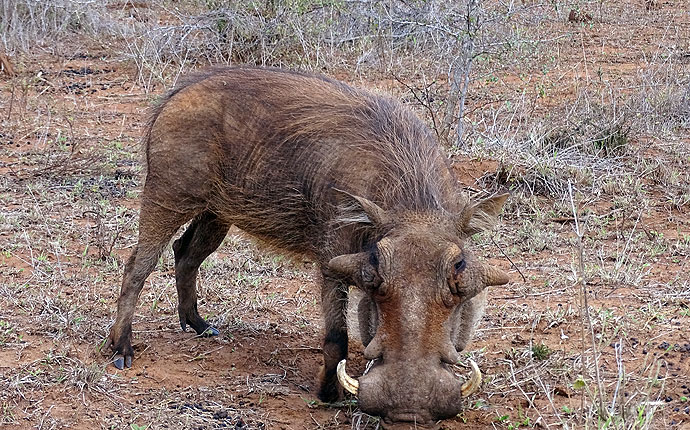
[107,66,509,427]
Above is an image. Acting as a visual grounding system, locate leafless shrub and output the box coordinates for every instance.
[0,0,117,53]
[474,122,625,200]
[82,209,121,261]
[125,1,485,88]
[466,68,641,205]
[634,61,690,133]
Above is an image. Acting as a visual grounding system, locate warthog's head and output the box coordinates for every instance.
[328,192,510,428]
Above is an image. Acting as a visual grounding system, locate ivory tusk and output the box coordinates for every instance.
[337,359,359,395]
[460,359,482,397]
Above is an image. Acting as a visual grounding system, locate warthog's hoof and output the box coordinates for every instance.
[112,354,132,370]
[105,331,134,370]
[180,316,219,337]
[201,326,219,337]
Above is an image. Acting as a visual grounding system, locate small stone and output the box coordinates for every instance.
[213,410,229,419]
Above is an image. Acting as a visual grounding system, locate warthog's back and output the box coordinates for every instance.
[144,67,463,258]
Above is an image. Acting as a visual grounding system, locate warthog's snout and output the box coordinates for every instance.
[339,359,481,427]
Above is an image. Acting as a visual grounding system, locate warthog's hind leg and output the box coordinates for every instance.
[172,211,230,336]
[107,200,192,369]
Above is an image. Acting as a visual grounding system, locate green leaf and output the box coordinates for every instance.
[573,377,586,390]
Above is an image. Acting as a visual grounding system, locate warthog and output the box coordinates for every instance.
[106,67,509,428]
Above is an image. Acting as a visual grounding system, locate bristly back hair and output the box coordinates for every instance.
[269,75,453,212]
[145,66,462,220]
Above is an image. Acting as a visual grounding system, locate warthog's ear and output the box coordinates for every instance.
[328,252,368,277]
[332,188,390,226]
[455,193,509,236]
[481,262,510,286]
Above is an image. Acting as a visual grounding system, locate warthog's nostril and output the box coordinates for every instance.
[388,412,424,422]
[381,413,439,430]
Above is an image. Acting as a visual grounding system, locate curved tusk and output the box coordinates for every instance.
[337,359,359,395]
[460,359,482,397]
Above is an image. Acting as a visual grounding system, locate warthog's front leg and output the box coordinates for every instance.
[317,272,349,402]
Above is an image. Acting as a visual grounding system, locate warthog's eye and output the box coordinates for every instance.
[360,250,382,290]
[369,251,379,269]
[454,258,467,274]
[448,257,466,297]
